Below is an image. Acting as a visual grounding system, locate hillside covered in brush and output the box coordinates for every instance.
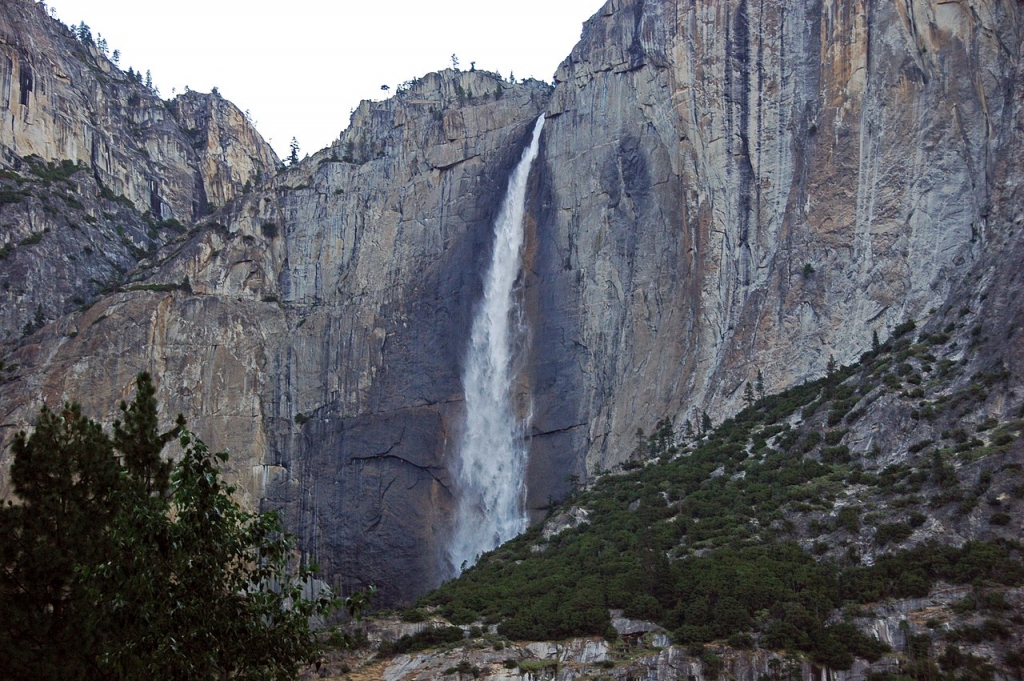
[417,316,1024,678]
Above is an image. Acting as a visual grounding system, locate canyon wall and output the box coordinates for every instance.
[2,0,1023,603]
[0,5,552,601]
[524,0,1022,487]
[0,0,276,344]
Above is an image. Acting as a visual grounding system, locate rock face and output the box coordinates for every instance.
[310,624,888,681]
[0,0,276,346]
[168,92,278,210]
[3,0,1024,606]
[525,0,1022,487]
[0,13,553,603]
[0,1,275,221]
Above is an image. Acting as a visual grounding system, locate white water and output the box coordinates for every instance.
[448,115,545,574]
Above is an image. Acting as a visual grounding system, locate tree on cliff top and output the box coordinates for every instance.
[0,373,334,680]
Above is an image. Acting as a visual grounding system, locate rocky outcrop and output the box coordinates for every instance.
[0,159,176,348]
[169,91,278,210]
[0,0,275,220]
[311,627,880,681]
[311,587,1024,680]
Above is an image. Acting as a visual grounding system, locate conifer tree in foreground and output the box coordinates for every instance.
[0,373,334,680]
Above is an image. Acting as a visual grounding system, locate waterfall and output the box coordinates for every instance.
[448,115,545,574]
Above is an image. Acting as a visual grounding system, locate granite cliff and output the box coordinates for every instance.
[525,0,1022,485]
[2,0,1024,611]
[0,0,553,604]
[0,0,276,345]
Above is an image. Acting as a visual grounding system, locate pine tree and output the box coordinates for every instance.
[756,368,766,400]
[112,371,176,495]
[0,402,121,675]
[289,137,300,166]
[75,21,93,45]
[744,381,756,408]
[0,374,334,679]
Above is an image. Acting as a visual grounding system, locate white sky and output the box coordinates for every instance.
[49,1,606,158]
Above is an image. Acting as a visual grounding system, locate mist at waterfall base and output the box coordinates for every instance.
[448,116,546,576]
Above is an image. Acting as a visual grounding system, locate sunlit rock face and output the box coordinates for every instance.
[3,0,1024,605]
[168,91,279,212]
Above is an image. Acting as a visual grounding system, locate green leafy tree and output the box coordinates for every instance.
[0,373,334,680]
[97,428,332,679]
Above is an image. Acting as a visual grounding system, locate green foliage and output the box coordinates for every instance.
[18,231,44,246]
[875,522,913,546]
[517,659,558,673]
[98,183,135,208]
[401,607,427,623]
[837,506,860,534]
[24,157,84,186]
[841,541,1024,603]
[989,512,1011,526]
[22,304,45,337]
[424,334,1024,670]
[0,187,28,205]
[126,279,191,293]
[378,626,464,656]
[892,319,917,339]
[0,374,334,679]
[0,402,121,677]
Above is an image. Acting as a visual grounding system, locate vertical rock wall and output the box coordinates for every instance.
[523,0,1022,491]
[0,0,275,221]
[0,0,277,346]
